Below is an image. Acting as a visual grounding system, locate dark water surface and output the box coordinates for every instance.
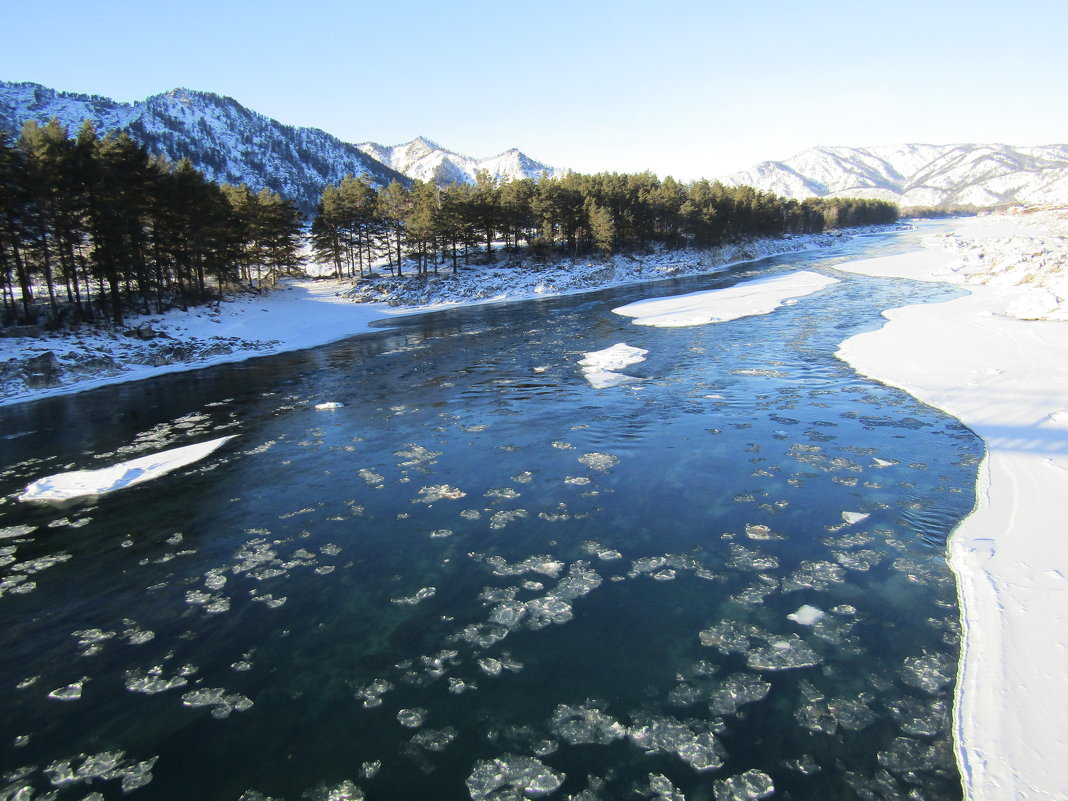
[0,227,981,801]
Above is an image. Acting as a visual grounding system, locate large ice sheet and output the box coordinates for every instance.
[613,271,839,327]
[836,214,1068,801]
[19,435,236,502]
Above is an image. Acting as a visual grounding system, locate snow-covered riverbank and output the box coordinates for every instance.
[836,209,1068,801]
[0,231,852,406]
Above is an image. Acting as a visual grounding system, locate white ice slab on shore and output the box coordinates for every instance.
[19,435,236,502]
[612,271,839,327]
[835,215,1068,801]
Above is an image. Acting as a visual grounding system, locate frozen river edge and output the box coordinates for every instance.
[835,214,1068,801]
[0,230,864,406]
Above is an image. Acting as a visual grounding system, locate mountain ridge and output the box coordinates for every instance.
[0,81,559,212]
[721,143,1068,208]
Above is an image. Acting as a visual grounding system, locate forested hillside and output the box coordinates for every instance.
[1,120,303,327]
[311,171,897,277]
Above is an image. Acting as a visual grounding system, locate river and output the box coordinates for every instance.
[0,226,981,801]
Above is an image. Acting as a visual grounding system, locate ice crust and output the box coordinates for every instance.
[19,435,236,501]
[613,271,838,327]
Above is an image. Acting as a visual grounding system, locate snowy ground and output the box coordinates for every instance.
[0,230,855,405]
[836,209,1068,801]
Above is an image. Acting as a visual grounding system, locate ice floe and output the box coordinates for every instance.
[19,435,236,501]
[579,343,648,388]
[787,604,826,626]
[613,271,838,327]
[181,687,253,719]
[314,401,344,410]
[550,700,625,745]
[628,714,724,771]
[465,754,565,800]
[712,769,774,800]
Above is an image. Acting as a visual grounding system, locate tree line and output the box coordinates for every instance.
[2,118,898,330]
[1,120,303,327]
[311,170,898,278]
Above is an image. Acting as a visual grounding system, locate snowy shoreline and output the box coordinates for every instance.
[835,210,1068,801]
[0,229,861,407]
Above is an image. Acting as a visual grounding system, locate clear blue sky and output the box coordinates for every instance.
[2,0,1065,179]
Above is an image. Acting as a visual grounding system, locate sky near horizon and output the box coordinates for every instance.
[2,0,1065,180]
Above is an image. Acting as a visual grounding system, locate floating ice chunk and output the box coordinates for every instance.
[889,697,948,737]
[833,549,882,571]
[359,761,381,780]
[43,750,158,793]
[707,673,772,716]
[182,687,253,719]
[0,524,36,539]
[478,657,504,677]
[712,769,774,800]
[877,736,954,776]
[391,586,437,605]
[614,271,838,327]
[841,511,870,526]
[744,523,784,541]
[314,402,344,410]
[411,727,457,752]
[489,600,527,628]
[628,714,724,771]
[727,544,779,571]
[646,773,686,801]
[397,707,427,728]
[699,622,752,654]
[524,596,574,629]
[552,562,603,600]
[900,650,954,695]
[414,484,466,503]
[124,667,188,695]
[20,435,236,501]
[579,343,648,388]
[72,628,117,657]
[550,700,625,745]
[490,509,528,529]
[578,452,619,471]
[872,458,897,468]
[466,754,565,800]
[787,605,826,626]
[48,678,87,701]
[355,679,392,708]
[302,779,364,800]
[782,560,846,592]
[747,635,820,671]
[783,754,821,775]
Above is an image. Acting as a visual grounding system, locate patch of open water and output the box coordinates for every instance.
[0,227,980,800]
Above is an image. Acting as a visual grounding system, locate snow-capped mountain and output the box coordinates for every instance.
[0,81,408,212]
[357,136,562,186]
[721,144,1068,208]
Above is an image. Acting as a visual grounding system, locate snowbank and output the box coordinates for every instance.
[19,435,236,502]
[612,270,839,327]
[835,211,1068,801]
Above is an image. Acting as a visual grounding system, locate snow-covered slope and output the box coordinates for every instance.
[0,81,408,213]
[357,136,562,186]
[722,144,1068,208]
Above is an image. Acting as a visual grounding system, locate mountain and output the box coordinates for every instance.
[0,81,408,213]
[357,136,561,186]
[721,144,1068,208]
[0,81,564,212]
